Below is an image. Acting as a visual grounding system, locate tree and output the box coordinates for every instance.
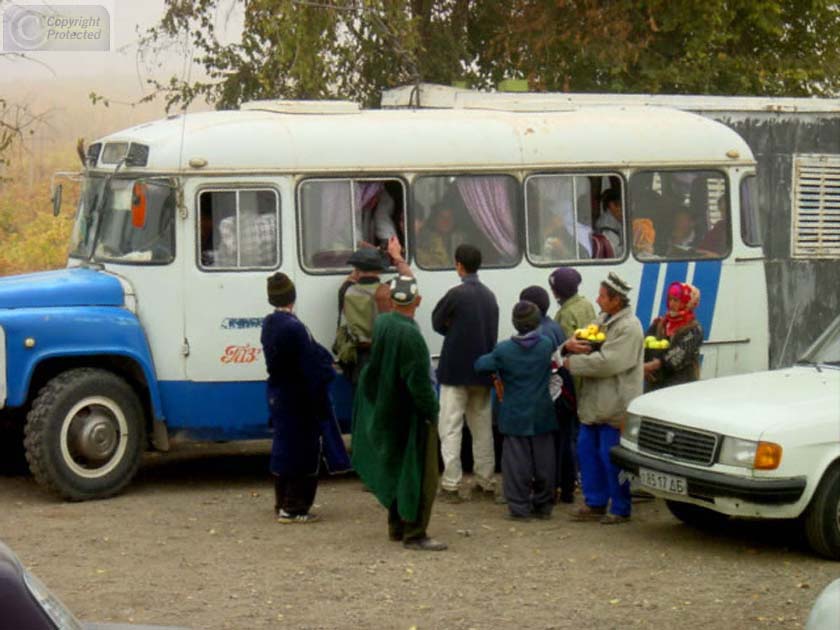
[142,0,840,112]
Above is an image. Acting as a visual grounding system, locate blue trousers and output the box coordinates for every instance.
[577,423,631,517]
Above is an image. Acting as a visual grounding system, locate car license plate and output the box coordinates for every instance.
[638,468,687,496]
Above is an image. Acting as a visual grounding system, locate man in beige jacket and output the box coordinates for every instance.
[562,272,643,524]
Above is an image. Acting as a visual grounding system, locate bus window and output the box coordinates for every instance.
[629,170,729,260]
[412,174,520,269]
[199,188,280,269]
[525,173,624,263]
[740,175,762,247]
[299,178,406,269]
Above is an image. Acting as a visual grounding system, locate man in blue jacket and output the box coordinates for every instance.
[432,244,500,502]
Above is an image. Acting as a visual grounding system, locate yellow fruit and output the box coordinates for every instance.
[595,332,606,342]
[661,340,670,349]
[575,329,585,338]
[644,335,656,345]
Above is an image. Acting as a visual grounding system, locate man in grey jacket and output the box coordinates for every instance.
[562,272,643,524]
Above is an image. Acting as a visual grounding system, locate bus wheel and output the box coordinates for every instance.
[665,500,729,531]
[24,368,146,501]
[803,464,840,560]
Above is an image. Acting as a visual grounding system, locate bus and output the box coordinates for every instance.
[0,100,767,499]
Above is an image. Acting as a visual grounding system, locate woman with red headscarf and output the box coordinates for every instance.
[643,282,703,391]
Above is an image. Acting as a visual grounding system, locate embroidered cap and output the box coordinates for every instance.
[347,248,388,271]
[602,272,632,297]
[389,275,419,305]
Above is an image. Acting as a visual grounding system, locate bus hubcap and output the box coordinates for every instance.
[70,408,118,463]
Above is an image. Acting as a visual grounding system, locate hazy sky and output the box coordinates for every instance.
[0,0,244,90]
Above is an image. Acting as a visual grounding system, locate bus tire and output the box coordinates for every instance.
[803,464,840,561]
[23,368,146,501]
[665,500,729,530]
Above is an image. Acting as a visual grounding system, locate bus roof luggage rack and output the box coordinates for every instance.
[241,99,361,114]
[381,83,840,114]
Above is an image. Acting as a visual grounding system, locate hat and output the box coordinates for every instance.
[602,272,632,297]
[519,285,550,316]
[389,275,419,305]
[347,248,387,271]
[667,281,700,310]
[548,267,582,300]
[512,300,541,334]
[267,272,296,307]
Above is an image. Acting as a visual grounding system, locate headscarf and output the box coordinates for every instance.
[663,281,700,337]
[632,218,655,255]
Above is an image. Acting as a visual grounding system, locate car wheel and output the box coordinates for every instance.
[803,464,840,560]
[665,499,729,530]
[23,368,146,501]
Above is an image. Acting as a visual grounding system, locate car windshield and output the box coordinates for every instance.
[798,313,840,366]
[69,176,176,264]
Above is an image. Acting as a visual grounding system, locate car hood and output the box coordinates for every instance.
[0,268,124,309]
[629,366,840,439]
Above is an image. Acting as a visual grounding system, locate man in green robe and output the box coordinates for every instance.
[352,275,447,551]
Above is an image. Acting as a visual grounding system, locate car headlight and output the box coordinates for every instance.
[23,571,84,630]
[623,413,642,443]
[718,437,782,470]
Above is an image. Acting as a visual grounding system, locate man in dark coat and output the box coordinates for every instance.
[261,272,336,524]
[352,276,447,551]
[432,244,499,502]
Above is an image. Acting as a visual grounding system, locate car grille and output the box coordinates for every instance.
[638,418,718,466]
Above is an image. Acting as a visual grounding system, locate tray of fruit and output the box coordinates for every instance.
[644,336,670,361]
[575,324,606,350]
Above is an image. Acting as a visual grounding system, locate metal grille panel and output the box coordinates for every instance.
[792,154,840,259]
[638,418,718,466]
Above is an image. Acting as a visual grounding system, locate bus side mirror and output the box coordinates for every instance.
[131,182,147,229]
[52,184,63,216]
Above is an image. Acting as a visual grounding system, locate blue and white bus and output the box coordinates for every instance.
[0,99,766,499]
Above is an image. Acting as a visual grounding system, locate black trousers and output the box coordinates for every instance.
[502,433,556,518]
[555,401,580,500]
[273,474,318,516]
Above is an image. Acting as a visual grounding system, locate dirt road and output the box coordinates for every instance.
[0,442,835,629]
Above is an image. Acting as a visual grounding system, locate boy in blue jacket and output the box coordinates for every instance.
[474,301,557,520]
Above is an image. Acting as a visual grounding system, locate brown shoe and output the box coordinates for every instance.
[600,513,631,525]
[569,505,606,521]
[403,537,448,551]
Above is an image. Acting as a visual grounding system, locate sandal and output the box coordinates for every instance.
[600,513,631,525]
[569,504,607,521]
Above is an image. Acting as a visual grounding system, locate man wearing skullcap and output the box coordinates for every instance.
[261,273,336,524]
[352,276,447,551]
[561,272,643,524]
[475,301,557,520]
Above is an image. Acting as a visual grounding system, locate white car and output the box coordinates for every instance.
[611,313,840,559]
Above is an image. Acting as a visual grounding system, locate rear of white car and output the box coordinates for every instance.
[611,317,840,559]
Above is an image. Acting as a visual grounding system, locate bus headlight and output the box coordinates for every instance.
[719,437,782,470]
[623,413,642,443]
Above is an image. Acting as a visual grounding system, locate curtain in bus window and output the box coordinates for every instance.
[354,181,383,246]
[301,180,353,268]
[455,176,518,261]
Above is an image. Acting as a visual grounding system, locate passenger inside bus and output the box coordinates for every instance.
[415,200,461,268]
[594,188,624,256]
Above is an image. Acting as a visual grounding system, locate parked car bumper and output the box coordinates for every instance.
[611,445,807,505]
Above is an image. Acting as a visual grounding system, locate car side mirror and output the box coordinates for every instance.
[131,182,147,229]
[51,183,63,216]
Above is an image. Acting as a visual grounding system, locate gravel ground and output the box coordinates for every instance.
[0,441,836,630]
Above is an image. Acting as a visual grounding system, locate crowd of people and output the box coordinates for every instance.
[259,240,705,550]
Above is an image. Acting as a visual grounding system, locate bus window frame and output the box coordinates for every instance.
[410,171,524,272]
[295,174,410,276]
[739,173,762,248]
[195,183,282,273]
[627,167,732,264]
[523,170,629,268]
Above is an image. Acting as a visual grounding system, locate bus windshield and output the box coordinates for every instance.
[69,176,177,264]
